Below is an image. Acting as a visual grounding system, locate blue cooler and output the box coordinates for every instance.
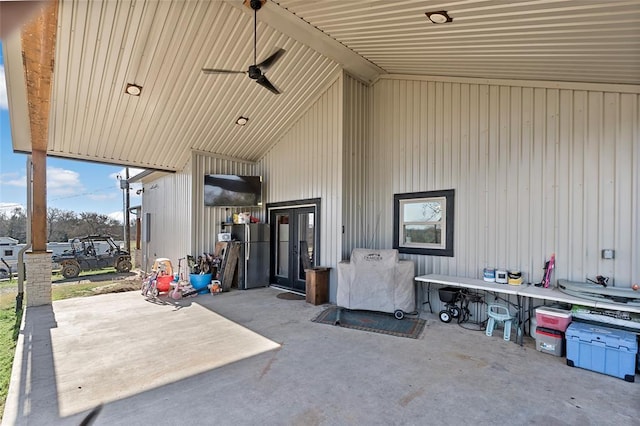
[566,322,638,382]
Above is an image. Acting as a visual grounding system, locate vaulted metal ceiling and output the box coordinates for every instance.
[4,0,639,171]
[277,0,640,84]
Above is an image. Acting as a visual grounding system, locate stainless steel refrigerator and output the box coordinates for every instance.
[231,223,270,289]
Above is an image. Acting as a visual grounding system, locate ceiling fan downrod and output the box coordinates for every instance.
[249,0,264,78]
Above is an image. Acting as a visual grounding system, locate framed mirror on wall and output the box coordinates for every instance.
[393,189,455,257]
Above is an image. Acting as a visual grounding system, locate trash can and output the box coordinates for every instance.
[305,267,330,305]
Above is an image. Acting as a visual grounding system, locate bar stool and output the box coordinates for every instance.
[485,304,515,341]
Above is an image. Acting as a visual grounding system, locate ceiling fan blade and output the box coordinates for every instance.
[257,48,285,70]
[201,68,245,75]
[256,75,280,95]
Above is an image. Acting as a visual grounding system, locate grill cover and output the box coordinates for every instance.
[337,249,415,314]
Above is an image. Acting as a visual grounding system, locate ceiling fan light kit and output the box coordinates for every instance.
[125,83,142,96]
[425,10,452,24]
[202,0,285,95]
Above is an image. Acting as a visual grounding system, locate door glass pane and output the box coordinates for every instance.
[297,212,314,280]
[276,214,289,277]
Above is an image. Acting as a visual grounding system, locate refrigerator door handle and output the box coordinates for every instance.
[246,225,250,260]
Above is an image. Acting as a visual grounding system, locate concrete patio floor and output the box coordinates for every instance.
[3,287,639,426]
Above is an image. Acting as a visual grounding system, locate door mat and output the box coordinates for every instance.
[276,292,305,300]
[312,307,426,339]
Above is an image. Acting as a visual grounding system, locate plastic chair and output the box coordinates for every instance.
[486,304,515,341]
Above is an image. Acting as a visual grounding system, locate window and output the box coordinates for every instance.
[393,189,454,256]
[4,250,13,257]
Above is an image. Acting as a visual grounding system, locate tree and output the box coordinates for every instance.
[77,212,123,238]
[0,208,27,243]
[47,208,82,242]
[1,208,125,242]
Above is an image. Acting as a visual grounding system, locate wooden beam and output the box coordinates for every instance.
[20,0,57,252]
[21,0,58,152]
[31,149,47,252]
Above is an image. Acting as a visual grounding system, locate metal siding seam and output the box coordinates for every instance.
[615,94,637,283]
[556,90,569,280]
[601,93,618,280]
[633,94,640,282]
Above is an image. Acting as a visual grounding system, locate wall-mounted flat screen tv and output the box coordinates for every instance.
[204,174,262,207]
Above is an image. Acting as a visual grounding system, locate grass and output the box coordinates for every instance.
[0,280,17,290]
[52,283,107,300]
[51,267,118,282]
[0,272,141,422]
[0,294,21,421]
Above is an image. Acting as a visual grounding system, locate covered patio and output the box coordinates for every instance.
[3,289,639,425]
[1,1,639,423]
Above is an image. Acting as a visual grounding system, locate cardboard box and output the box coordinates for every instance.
[566,322,637,382]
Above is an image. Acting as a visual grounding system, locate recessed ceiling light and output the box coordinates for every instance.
[125,83,142,96]
[236,116,249,126]
[425,10,452,24]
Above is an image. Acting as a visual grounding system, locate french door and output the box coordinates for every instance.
[269,203,318,293]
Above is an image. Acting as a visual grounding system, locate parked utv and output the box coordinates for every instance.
[52,235,132,279]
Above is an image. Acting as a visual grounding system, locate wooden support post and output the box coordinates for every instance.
[20,0,58,252]
[31,148,47,252]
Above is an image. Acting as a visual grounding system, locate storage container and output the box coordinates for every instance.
[535,326,564,356]
[190,273,213,295]
[566,322,638,382]
[535,306,572,332]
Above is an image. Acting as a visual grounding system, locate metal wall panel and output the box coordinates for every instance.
[341,73,370,258]
[260,77,343,300]
[140,161,192,272]
[369,77,639,294]
[191,152,259,255]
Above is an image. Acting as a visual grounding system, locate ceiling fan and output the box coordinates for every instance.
[202,0,285,95]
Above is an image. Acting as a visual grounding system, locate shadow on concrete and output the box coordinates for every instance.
[5,304,62,425]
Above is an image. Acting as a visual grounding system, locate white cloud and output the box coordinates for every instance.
[0,172,26,187]
[109,167,144,193]
[47,166,84,196]
[0,203,24,215]
[108,211,123,224]
[0,65,7,110]
[2,169,86,194]
[88,193,118,201]
[109,167,145,182]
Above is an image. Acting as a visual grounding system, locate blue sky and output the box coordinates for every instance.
[0,47,141,222]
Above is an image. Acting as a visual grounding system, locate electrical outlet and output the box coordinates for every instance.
[601,249,615,259]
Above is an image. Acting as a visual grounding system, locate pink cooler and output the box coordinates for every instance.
[535,307,572,332]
